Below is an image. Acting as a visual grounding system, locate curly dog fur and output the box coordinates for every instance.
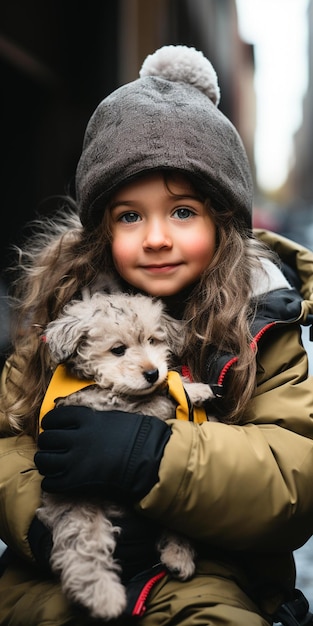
[37,291,213,620]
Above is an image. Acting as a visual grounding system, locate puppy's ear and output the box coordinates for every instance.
[162,315,185,354]
[44,300,91,363]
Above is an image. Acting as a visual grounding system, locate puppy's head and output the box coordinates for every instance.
[44,292,183,395]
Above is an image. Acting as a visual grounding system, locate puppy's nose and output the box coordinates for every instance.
[144,369,159,384]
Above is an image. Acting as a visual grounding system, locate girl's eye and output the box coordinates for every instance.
[119,212,141,223]
[111,344,127,356]
[173,207,195,220]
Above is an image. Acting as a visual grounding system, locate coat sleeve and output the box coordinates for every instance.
[0,434,42,560]
[0,359,42,561]
[137,325,313,553]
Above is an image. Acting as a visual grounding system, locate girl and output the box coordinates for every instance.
[0,45,313,626]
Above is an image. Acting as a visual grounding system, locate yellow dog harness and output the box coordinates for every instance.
[39,365,207,427]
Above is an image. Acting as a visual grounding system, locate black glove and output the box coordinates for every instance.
[28,516,53,573]
[35,406,171,502]
[113,510,161,583]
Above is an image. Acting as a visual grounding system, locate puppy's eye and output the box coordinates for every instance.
[148,336,163,345]
[110,344,127,356]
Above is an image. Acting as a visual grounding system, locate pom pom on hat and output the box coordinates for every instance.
[139,45,220,105]
[76,44,253,231]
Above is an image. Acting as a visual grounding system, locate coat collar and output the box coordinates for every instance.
[205,286,305,396]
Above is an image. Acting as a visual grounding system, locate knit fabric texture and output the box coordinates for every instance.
[75,46,253,230]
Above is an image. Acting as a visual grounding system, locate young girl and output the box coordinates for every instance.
[0,44,313,626]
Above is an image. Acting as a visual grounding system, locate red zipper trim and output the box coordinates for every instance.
[182,321,277,389]
[217,321,277,387]
[132,569,167,617]
[252,321,276,345]
[181,364,192,381]
[217,356,238,387]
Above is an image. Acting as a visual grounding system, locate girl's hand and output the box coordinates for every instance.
[34,406,171,502]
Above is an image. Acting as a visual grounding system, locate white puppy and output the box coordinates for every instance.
[37,291,213,620]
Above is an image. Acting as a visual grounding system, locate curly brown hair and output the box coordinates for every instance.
[0,174,276,439]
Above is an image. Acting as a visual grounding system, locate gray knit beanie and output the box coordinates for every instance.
[76,45,253,230]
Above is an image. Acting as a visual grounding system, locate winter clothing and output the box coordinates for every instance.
[256,228,313,304]
[0,230,313,625]
[76,45,253,231]
[36,406,171,501]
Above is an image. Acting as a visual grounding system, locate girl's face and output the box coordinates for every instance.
[109,172,216,297]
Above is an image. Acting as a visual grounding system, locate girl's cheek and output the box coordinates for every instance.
[111,239,130,267]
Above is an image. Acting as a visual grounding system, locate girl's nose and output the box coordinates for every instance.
[143,219,172,249]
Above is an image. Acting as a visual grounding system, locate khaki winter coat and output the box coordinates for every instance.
[0,230,313,625]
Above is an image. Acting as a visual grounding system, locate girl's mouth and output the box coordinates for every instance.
[142,264,180,273]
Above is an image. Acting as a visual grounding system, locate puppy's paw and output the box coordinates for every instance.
[73,576,127,620]
[183,381,214,405]
[157,531,196,581]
